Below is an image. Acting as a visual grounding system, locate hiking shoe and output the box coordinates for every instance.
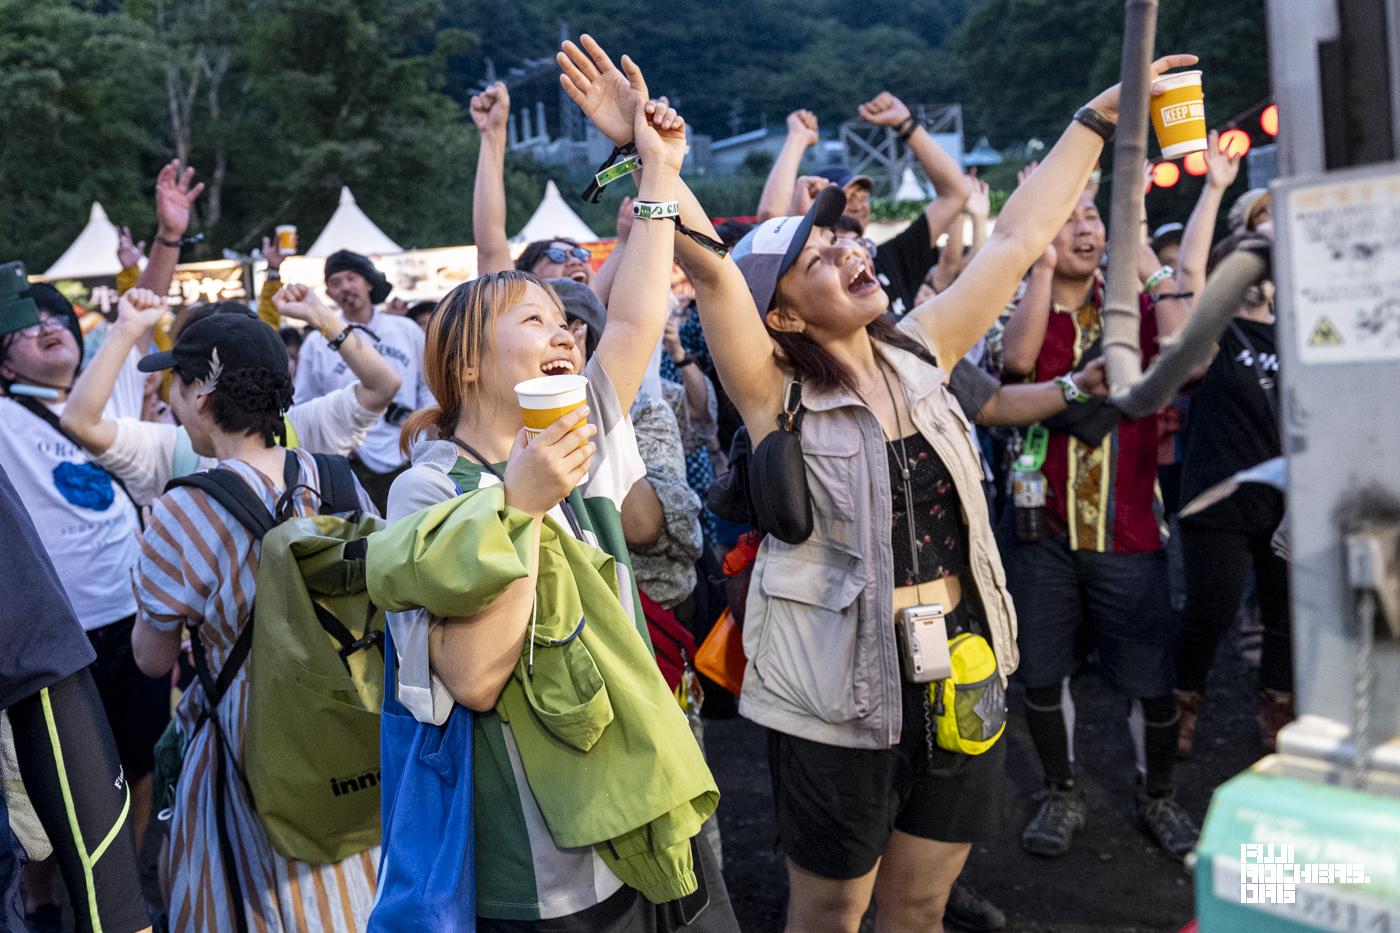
[1137,791,1199,861]
[1176,690,1202,759]
[1021,786,1086,857]
[1256,689,1295,753]
[944,877,1006,930]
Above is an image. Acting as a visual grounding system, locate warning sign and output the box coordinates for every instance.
[1285,168,1400,364]
[1308,317,1344,346]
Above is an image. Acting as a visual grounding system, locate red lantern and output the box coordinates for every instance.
[1260,104,1279,137]
[1219,128,1252,158]
[1151,161,1181,189]
[1183,151,1208,176]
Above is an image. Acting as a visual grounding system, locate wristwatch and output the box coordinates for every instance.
[1055,374,1090,404]
[1073,106,1116,143]
[266,268,281,282]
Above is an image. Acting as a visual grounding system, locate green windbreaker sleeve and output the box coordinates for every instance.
[364,485,537,617]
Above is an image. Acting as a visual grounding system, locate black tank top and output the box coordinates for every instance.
[887,431,969,587]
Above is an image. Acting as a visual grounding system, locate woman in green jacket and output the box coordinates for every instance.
[380,42,738,931]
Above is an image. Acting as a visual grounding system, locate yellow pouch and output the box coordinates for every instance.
[929,633,1006,755]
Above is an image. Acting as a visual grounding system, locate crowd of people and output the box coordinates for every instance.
[0,32,1289,933]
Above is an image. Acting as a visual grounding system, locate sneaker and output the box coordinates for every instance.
[1176,690,1202,758]
[1137,790,1200,861]
[1256,689,1295,752]
[1021,786,1086,857]
[944,878,1007,931]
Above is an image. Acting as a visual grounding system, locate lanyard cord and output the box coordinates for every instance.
[858,362,925,602]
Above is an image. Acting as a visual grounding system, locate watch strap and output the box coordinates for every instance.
[1073,106,1115,143]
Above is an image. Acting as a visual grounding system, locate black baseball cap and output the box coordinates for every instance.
[815,167,874,193]
[732,185,847,313]
[138,308,289,382]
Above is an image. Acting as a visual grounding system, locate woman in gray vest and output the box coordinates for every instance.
[667,59,1196,933]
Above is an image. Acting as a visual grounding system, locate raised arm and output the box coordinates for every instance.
[590,195,633,306]
[1177,130,1241,300]
[558,37,683,413]
[907,54,1198,367]
[61,289,168,455]
[1001,244,1056,377]
[471,82,514,276]
[757,110,820,222]
[860,92,969,246]
[257,235,289,328]
[273,284,401,412]
[135,160,204,297]
[115,226,145,296]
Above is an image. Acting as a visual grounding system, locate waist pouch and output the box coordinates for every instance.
[929,633,1005,755]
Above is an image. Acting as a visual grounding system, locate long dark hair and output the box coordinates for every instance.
[769,315,934,393]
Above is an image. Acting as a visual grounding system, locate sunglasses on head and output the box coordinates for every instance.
[545,246,592,265]
[12,313,73,340]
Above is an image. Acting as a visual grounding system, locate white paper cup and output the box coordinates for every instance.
[515,374,588,437]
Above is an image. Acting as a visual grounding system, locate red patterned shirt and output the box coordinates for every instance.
[1028,278,1163,555]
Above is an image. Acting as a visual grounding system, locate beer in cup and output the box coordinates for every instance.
[1150,71,1208,159]
[515,374,588,438]
[276,225,299,254]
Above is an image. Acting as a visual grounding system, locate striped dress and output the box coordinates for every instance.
[133,449,379,932]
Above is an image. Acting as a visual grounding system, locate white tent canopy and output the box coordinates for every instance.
[306,186,403,258]
[44,202,122,279]
[894,167,932,202]
[513,180,598,244]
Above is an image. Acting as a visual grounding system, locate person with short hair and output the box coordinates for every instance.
[130,309,380,932]
[293,249,432,510]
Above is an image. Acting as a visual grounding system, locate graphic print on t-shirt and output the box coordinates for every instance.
[52,460,116,510]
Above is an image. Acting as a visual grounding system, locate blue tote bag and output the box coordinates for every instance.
[369,624,475,931]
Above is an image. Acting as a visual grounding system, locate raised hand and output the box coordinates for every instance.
[117,226,146,270]
[615,195,635,242]
[557,34,646,147]
[385,297,410,316]
[115,288,168,334]
[1204,129,1242,191]
[635,96,687,175]
[260,235,287,271]
[274,283,337,331]
[965,173,991,220]
[1016,160,1040,188]
[787,175,831,216]
[471,81,511,137]
[858,91,912,128]
[154,159,205,240]
[786,109,819,147]
[1085,54,1199,125]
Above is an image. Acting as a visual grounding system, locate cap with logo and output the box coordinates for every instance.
[815,167,875,193]
[732,185,847,313]
[138,307,289,383]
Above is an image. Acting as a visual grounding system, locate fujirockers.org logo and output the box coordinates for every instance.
[1239,843,1372,905]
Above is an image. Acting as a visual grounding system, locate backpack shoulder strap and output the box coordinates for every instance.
[311,452,359,515]
[165,469,277,541]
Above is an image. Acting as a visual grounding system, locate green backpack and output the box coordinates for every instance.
[165,451,386,867]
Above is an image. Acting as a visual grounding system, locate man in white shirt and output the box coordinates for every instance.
[293,249,432,510]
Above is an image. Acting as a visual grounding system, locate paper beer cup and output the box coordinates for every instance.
[515,374,588,437]
[1150,71,1208,159]
[275,225,299,254]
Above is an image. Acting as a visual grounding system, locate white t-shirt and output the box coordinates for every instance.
[0,348,146,631]
[293,311,433,473]
[95,383,382,507]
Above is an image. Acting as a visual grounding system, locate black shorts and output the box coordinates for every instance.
[87,615,171,778]
[768,679,1006,880]
[1005,533,1177,697]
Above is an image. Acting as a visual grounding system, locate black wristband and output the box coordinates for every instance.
[1073,106,1115,143]
[327,323,379,352]
[157,236,183,249]
[896,115,920,142]
[675,355,696,368]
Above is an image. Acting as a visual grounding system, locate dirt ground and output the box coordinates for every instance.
[705,630,1266,932]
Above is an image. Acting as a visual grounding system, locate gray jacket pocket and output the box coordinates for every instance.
[751,545,869,723]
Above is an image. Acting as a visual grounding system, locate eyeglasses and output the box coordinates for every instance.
[837,235,878,259]
[545,246,592,265]
[12,314,73,340]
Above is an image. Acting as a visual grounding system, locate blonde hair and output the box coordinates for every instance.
[399,270,565,455]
